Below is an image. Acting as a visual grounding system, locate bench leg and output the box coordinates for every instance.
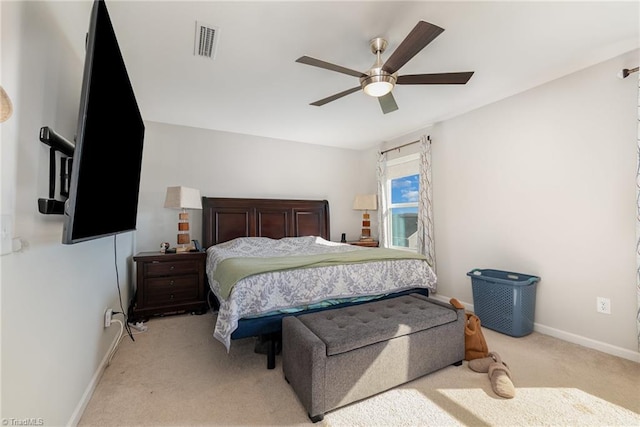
[267,339,276,369]
[309,414,324,423]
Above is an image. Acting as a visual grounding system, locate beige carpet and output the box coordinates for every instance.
[79,311,640,426]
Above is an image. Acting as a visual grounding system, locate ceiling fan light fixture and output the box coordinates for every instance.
[362,74,395,97]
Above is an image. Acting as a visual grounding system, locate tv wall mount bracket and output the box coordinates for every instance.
[38,126,75,215]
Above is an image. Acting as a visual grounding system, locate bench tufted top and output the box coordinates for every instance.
[296,293,460,356]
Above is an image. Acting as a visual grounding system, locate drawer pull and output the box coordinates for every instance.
[170,280,174,286]
[170,294,175,299]
[170,266,175,270]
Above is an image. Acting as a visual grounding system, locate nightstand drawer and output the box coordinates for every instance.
[144,260,200,277]
[144,275,199,306]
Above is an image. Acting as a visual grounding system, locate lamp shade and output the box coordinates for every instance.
[353,194,377,211]
[164,186,202,210]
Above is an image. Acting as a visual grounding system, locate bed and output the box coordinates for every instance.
[202,197,437,368]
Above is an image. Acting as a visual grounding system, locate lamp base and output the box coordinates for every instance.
[175,246,190,253]
[360,226,372,241]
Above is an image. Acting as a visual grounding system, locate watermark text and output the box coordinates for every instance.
[2,418,45,426]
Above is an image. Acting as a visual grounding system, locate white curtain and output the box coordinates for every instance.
[636,72,640,349]
[377,151,389,248]
[416,135,436,271]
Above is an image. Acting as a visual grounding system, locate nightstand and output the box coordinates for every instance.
[130,251,208,322]
[347,240,379,247]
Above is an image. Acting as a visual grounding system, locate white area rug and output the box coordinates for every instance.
[325,386,640,426]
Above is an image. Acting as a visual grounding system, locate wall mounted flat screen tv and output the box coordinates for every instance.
[63,0,145,244]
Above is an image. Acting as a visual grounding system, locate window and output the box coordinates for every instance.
[385,154,419,251]
[389,174,419,249]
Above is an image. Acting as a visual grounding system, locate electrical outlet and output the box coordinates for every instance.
[104,309,113,327]
[596,297,611,314]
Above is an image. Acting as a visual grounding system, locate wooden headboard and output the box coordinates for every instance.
[202,197,330,248]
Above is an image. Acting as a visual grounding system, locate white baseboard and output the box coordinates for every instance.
[66,331,122,426]
[430,293,640,363]
[533,323,640,363]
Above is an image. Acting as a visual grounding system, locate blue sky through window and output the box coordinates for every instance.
[391,174,419,204]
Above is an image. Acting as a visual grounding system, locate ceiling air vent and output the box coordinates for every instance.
[194,21,219,59]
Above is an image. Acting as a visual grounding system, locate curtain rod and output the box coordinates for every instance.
[620,67,639,79]
[380,135,430,155]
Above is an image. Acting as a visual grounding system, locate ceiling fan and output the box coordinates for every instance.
[296,21,474,114]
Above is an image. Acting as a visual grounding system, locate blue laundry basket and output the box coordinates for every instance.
[467,268,540,337]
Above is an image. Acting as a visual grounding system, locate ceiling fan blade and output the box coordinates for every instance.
[382,21,444,75]
[296,56,365,78]
[397,72,474,85]
[310,86,362,106]
[378,92,398,114]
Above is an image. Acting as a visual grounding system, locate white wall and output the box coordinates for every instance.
[134,122,368,252]
[1,2,135,425]
[426,50,639,359]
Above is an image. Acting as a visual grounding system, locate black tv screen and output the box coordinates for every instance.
[63,0,145,244]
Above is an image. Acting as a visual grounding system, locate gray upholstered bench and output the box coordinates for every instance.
[282,293,465,422]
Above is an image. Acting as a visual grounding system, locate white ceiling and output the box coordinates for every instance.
[101,1,639,151]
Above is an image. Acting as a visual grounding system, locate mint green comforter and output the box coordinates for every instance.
[213,248,428,299]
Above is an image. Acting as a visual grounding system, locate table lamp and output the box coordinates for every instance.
[164,186,202,252]
[352,194,377,241]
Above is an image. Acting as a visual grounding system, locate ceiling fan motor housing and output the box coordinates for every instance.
[360,37,397,97]
[359,71,397,96]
